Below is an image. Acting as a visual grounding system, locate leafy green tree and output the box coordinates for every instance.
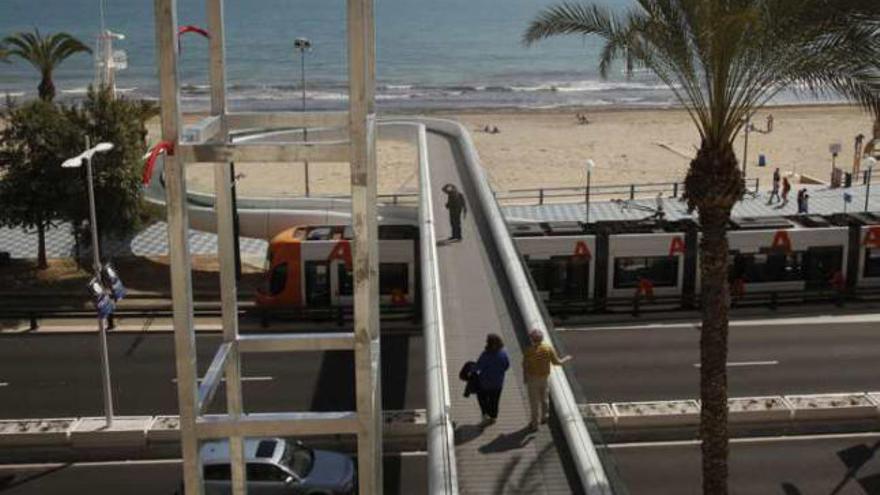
[63,87,150,252]
[0,100,80,268]
[3,30,91,101]
[524,1,880,492]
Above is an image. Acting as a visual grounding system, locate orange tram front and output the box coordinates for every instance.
[256,224,420,312]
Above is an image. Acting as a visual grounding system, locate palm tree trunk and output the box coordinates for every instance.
[37,221,48,269]
[698,206,730,495]
[685,141,742,495]
[38,72,55,101]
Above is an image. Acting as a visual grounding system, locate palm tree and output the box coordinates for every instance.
[3,30,92,101]
[524,1,880,493]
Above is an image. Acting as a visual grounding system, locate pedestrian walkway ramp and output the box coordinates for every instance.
[414,118,624,495]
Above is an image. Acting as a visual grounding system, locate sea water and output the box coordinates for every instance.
[0,0,836,111]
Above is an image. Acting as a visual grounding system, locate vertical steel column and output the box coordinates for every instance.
[206,1,245,494]
[348,0,382,493]
[154,1,202,493]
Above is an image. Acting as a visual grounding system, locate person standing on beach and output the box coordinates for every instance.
[522,329,571,430]
[474,334,509,425]
[768,168,781,204]
[442,183,467,241]
[781,177,791,206]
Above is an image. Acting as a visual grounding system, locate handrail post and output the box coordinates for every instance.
[673,182,678,198]
[539,188,544,205]
[630,184,635,200]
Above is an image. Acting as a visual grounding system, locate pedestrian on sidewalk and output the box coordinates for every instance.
[767,168,781,204]
[474,333,510,425]
[781,176,791,207]
[522,329,572,431]
[442,183,467,241]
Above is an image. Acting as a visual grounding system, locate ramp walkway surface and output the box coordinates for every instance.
[427,130,578,494]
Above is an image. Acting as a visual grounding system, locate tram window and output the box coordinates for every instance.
[269,263,288,295]
[864,249,880,278]
[527,260,552,292]
[306,261,331,306]
[380,263,409,295]
[613,256,678,289]
[337,264,353,296]
[734,252,802,282]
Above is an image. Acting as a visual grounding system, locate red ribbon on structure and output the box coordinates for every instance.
[142,141,175,186]
[178,25,210,53]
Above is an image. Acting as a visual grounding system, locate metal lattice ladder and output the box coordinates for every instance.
[153,0,382,493]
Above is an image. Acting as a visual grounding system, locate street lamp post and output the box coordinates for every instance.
[585,159,595,224]
[865,157,878,212]
[294,37,312,197]
[62,137,116,426]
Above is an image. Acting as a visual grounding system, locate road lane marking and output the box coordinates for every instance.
[0,382,8,388]
[172,376,273,384]
[692,360,779,368]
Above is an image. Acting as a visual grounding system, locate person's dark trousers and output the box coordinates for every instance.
[450,212,462,240]
[477,388,502,418]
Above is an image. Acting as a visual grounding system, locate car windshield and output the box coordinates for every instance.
[281,441,314,478]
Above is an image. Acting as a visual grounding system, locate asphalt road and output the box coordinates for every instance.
[0,332,424,419]
[559,321,880,402]
[0,454,427,494]
[608,434,880,494]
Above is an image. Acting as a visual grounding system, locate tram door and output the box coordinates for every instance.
[550,256,589,301]
[804,246,843,290]
[305,261,331,306]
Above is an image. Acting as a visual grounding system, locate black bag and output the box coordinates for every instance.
[459,361,480,398]
[459,361,476,381]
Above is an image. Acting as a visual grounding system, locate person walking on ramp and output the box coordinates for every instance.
[522,329,572,431]
[442,183,467,241]
[474,334,509,425]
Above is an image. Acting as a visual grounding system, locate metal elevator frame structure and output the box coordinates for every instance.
[153,0,382,493]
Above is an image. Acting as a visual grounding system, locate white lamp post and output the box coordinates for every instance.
[62,137,116,426]
[294,37,312,197]
[585,159,595,224]
[865,156,878,212]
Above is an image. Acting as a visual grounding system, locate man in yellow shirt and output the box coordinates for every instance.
[522,329,572,430]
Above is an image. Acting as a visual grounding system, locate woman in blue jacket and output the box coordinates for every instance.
[475,333,510,424]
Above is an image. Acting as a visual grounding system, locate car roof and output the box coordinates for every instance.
[201,437,285,465]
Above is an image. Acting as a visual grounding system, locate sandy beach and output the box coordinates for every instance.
[172,104,874,198]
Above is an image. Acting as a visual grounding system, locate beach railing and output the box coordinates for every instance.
[499,178,760,206]
[321,178,761,208]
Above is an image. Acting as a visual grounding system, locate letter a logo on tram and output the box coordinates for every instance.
[573,241,592,259]
[328,240,353,270]
[771,230,792,253]
[864,227,880,248]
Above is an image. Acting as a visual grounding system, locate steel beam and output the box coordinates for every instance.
[227,111,348,130]
[180,142,350,164]
[154,1,203,494]
[182,115,223,144]
[196,341,232,414]
[237,333,356,353]
[196,412,360,439]
[348,0,382,493]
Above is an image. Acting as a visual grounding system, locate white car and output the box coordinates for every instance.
[199,437,355,495]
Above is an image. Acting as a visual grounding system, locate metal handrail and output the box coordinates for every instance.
[420,117,614,494]
[383,121,459,494]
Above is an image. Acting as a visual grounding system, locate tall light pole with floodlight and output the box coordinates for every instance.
[585,159,595,224]
[294,37,312,197]
[62,137,116,426]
